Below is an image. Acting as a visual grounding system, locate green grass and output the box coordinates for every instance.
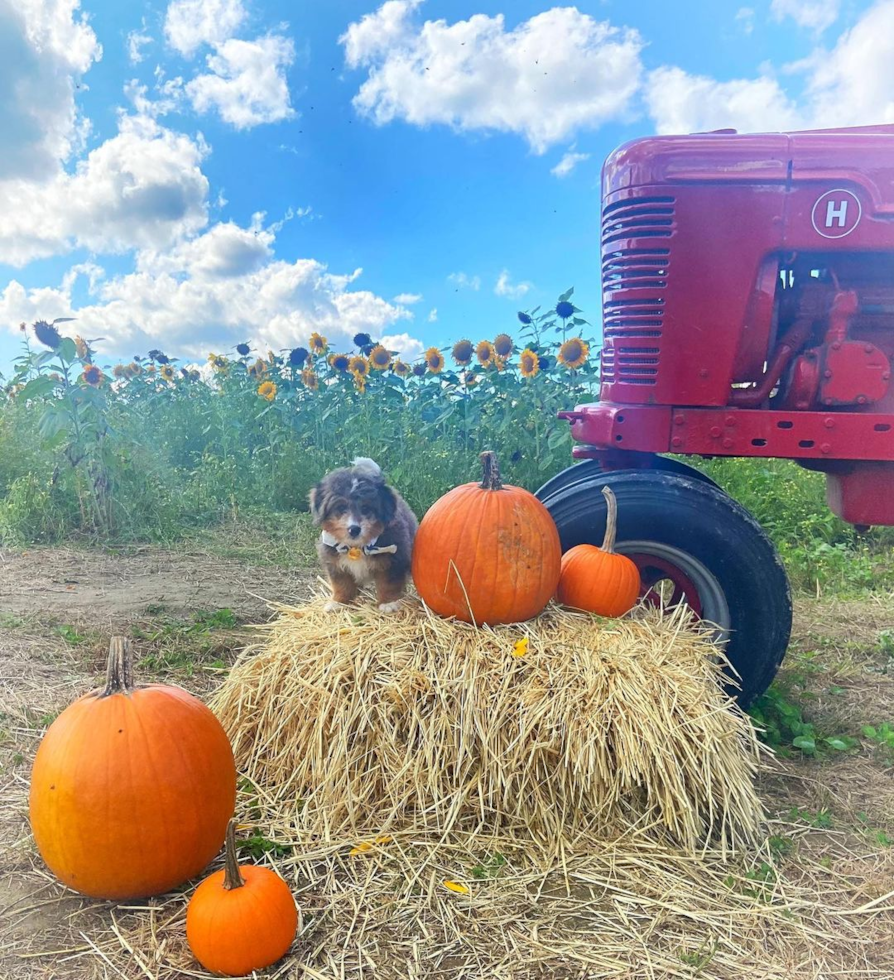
[132,608,246,676]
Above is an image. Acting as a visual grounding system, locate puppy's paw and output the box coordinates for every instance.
[324,600,348,613]
[377,600,403,614]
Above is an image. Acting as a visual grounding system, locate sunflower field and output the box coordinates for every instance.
[0,290,599,543]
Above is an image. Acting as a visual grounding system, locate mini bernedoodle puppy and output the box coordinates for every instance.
[310,458,418,613]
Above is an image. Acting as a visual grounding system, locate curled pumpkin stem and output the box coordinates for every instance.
[600,486,619,554]
[479,451,503,491]
[223,819,246,890]
[102,637,135,697]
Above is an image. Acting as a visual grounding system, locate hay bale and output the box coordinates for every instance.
[211,599,764,852]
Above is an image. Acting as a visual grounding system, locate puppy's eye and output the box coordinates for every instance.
[360,506,375,518]
[332,503,348,517]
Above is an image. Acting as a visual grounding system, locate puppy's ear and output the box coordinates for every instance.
[309,483,324,524]
[378,484,397,525]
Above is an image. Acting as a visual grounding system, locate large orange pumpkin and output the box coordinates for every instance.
[29,637,236,900]
[187,820,299,977]
[557,486,641,617]
[412,451,561,625]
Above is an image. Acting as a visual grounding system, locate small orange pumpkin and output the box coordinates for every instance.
[29,637,236,900]
[412,451,561,625]
[187,820,299,977]
[557,486,640,617]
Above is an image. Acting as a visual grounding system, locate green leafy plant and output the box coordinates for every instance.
[748,685,858,757]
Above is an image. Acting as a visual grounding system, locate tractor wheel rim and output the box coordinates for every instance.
[616,540,731,644]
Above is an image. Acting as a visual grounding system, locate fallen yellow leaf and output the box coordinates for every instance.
[443,880,469,895]
[374,834,393,845]
[349,841,374,856]
[512,637,529,658]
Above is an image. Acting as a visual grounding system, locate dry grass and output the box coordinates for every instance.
[212,598,765,854]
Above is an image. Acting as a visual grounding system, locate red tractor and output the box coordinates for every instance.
[538,124,894,706]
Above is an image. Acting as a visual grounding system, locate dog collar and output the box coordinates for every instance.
[320,530,397,560]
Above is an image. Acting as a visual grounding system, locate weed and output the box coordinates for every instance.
[748,685,858,757]
[679,936,718,973]
[239,832,292,859]
[55,624,93,645]
[788,806,834,829]
[469,853,507,880]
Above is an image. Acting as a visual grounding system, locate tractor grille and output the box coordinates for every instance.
[601,196,675,388]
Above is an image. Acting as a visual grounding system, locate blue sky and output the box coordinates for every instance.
[1,0,890,373]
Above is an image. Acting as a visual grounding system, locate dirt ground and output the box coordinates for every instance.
[2,546,893,979]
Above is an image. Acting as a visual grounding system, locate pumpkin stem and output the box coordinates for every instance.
[479,451,503,491]
[102,637,135,696]
[223,819,246,890]
[600,486,620,554]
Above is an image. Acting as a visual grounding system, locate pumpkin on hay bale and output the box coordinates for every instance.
[211,598,764,853]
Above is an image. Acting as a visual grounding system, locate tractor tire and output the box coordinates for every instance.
[536,456,721,502]
[541,469,791,707]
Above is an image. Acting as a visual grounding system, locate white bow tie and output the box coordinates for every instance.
[320,530,397,557]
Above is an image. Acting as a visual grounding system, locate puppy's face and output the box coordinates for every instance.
[310,468,397,547]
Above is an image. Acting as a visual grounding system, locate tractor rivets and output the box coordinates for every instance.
[824,418,835,428]
[671,436,683,448]
[823,369,833,379]
[865,344,874,354]
[699,369,709,378]
[673,415,685,426]
[722,438,734,449]
[821,443,831,454]
[724,415,735,427]
[710,426,722,438]
[857,395,867,405]
[832,342,841,351]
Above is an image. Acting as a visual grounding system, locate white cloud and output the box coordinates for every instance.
[494,270,532,300]
[0,0,101,181]
[427,308,438,322]
[646,66,803,135]
[164,0,246,57]
[1,220,418,360]
[448,272,480,291]
[771,0,839,33]
[340,2,644,153]
[800,1,894,127]
[551,149,590,178]
[0,114,210,266]
[380,332,423,360]
[392,292,422,304]
[185,34,295,129]
[647,1,894,136]
[127,20,153,63]
[735,7,755,34]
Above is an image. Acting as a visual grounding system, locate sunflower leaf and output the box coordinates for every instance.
[558,287,574,303]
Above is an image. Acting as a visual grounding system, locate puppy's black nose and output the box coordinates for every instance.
[348,524,362,538]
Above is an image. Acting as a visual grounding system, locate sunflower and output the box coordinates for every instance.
[146,364,156,375]
[495,356,508,372]
[476,340,496,368]
[289,347,309,367]
[494,333,513,358]
[354,373,367,394]
[412,363,426,378]
[82,365,104,387]
[310,332,327,354]
[538,354,554,372]
[558,337,589,369]
[33,320,62,349]
[301,370,319,390]
[517,311,532,325]
[556,300,574,320]
[425,347,445,374]
[127,361,142,377]
[160,364,175,382]
[369,344,392,370]
[465,372,478,387]
[519,348,540,378]
[349,356,369,377]
[74,335,90,360]
[248,358,268,379]
[329,353,350,372]
[149,349,170,364]
[353,332,372,348]
[257,380,277,401]
[451,339,473,366]
[393,360,410,377]
[189,369,201,381]
[236,342,251,356]
[112,364,127,379]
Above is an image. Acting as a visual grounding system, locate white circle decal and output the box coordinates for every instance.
[811,189,862,239]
